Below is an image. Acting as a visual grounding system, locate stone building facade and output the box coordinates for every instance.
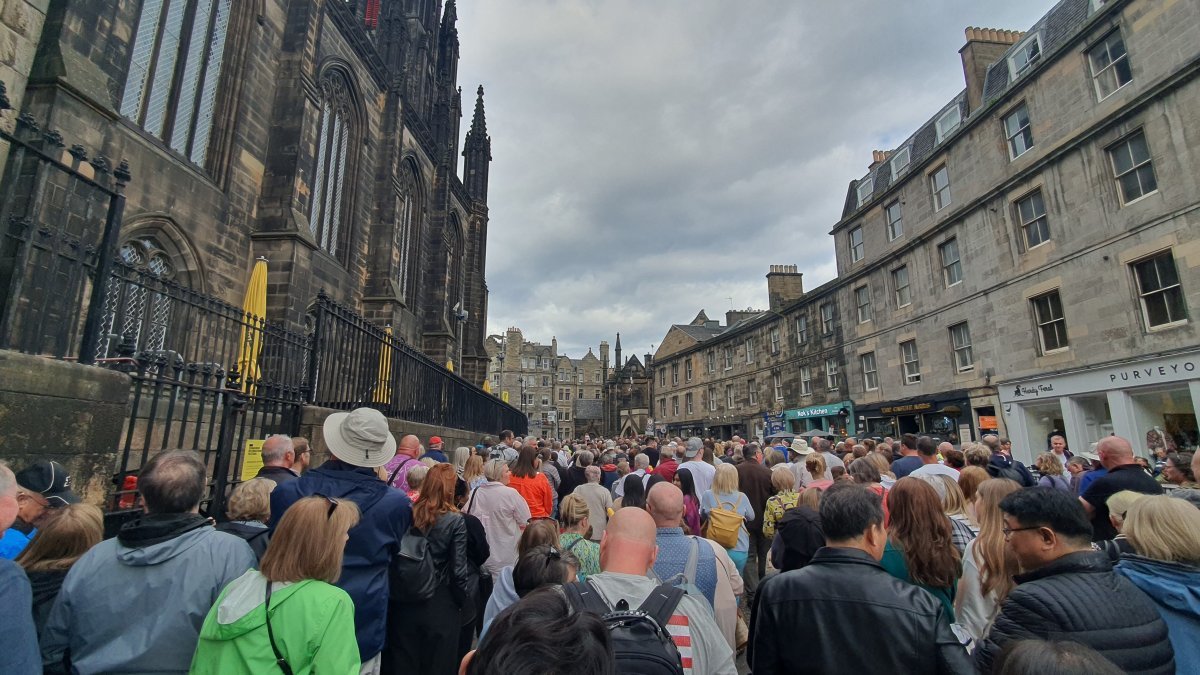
[7,0,493,384]
[484,327,606,439]
[651,0,1200,461]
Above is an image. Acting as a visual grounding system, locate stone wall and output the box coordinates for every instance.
[0,351,130,504]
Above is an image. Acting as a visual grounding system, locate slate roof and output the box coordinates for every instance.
[840,0,1104,223]
[675,323,727,342]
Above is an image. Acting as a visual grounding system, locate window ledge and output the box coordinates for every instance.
[1121,190,1160,207]
[1147,320,1189,333]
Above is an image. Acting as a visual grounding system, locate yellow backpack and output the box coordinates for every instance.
[705,494,744,549]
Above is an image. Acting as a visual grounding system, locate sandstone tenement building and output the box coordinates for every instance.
[651,0,1200,460]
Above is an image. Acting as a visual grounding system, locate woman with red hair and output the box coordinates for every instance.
[881,477,962,620]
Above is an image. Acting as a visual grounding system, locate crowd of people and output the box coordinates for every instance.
[1,413,1198,674]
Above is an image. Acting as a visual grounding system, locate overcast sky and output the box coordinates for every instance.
[455,0,1051,361]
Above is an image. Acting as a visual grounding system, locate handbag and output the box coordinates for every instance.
[389,525,439,603]
[704,494,744,550]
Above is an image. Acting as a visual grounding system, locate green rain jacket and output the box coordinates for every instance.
[189,569,360,675]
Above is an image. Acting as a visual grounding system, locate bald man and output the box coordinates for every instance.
[0,463,40,673]
[648,483,743,651]
[255,434,301,485]
[579,508,737,675]
[1079,436,1162,541]
[383,434,423,492]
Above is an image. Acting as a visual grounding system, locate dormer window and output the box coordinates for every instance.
[935,107,961,142]
[890,146,911,179]
[856,179,873,207]
[1009,34,1042,80]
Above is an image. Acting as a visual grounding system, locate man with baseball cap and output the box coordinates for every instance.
[679,437,717,498]
[421,435,448,463]
[270,407,413,674]
[0,460,79,560]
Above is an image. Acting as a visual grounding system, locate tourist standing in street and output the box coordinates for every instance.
[879,477,961,619]
[954,478,1022,643]
[15,502,103,636]
[572,465,613,542]
[1079,436,1163,542]
[190,496,361,675]
[701,464,754,574]
[0,462,40,675]
[507,445,553,519]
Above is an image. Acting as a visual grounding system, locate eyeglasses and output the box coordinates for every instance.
[314,493,340,518]
[1002,525,1040,540]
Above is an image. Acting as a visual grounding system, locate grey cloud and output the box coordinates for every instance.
[455,0,1051,358]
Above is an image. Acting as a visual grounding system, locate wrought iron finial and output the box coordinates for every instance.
[114,159,132,187]
[91,155,111,175]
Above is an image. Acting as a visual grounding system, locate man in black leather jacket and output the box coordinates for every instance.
[750,483,973,674]
[975,488,1174,674]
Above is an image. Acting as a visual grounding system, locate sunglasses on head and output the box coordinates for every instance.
[313,493,340,518]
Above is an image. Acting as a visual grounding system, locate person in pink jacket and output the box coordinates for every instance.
[464,459,532,580]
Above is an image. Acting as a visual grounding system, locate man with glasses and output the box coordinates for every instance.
[975,487,1173,673]
[0,460,80,559]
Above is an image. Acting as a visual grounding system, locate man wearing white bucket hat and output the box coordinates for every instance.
[270,407,412,674]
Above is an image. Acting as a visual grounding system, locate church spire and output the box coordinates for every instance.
[615,332,622,368]
[463,85,491,201]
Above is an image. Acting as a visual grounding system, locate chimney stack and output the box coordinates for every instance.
[960,27,1024,114]
[766,264,804,312]
[869,150,891,170]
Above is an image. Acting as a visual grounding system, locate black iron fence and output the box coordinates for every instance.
[310,291,527,435]
[0,85,524,523]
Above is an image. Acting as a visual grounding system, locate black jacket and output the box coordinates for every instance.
[975,550,1174,674]
[397,511,474,608]
[987,453,1035,487]
[558,465,588,500]
[255,464,300,485]
[25,569,68,637]
[214,521,271,561]
[750,547,973,674]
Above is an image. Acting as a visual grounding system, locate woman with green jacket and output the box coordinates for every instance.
[190,495,361,675]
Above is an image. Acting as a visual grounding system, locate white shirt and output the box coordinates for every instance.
[679,459,717,498]
[909,463,960,480]
[613,469,647,498]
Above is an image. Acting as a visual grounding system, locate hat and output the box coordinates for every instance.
[790,439,814,455]
[1077,449,1100,463]
[323,408,397,468]
[683,437,703,459]
[16,461,79,507]
[429,436,443,447]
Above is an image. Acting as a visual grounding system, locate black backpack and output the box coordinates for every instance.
[563,580,686,675]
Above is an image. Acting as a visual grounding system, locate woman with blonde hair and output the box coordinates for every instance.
[452,447,471,478]
[215,478,276,560]
[1035,452,1071,491]
[1116,496,1200,671]
[803,453,833,491]
[190,496,360,674]
[385,463,473,675]
[937,474,979,553]
[462,455,486,492]
[954,478,1022,642]
[700,463,755,574]
[557,494,600,579]
[16,503,103,635]
[762,467,799,539]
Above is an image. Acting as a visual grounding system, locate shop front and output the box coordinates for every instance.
[785,401,856,436]
[999,350,1200,463]
[664,419,706,439]
[854,390,974,443]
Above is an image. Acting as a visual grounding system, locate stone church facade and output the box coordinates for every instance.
[13,0,493,383]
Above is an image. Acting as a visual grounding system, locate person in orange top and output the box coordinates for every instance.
[507,444,554,518]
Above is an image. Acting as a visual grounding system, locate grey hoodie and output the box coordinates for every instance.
[41,516,255,674]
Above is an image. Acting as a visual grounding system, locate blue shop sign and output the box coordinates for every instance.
[785,402,852,420]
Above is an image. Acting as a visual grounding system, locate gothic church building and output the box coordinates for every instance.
[15,0,493,383]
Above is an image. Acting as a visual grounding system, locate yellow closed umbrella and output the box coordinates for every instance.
[374,326,393,404]
[482,379,492,394]
[236,257,268,394]
[446,359,455,373]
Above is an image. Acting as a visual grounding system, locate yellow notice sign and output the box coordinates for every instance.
[239,439,265,481]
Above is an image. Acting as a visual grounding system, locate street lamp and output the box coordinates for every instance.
[496,338,506,399]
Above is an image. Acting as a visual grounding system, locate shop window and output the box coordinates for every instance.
[861,352,878,391]
[1134,389,1197,452]
[1132,251,1187,329]
[1031,290,1069,353]
[900,340,921,384]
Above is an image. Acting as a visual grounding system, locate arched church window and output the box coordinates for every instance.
[446,215,464,320]
[396,161,424,303]
[309,72,355,261]
[97,237,179,359]
[120,0,233,166]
